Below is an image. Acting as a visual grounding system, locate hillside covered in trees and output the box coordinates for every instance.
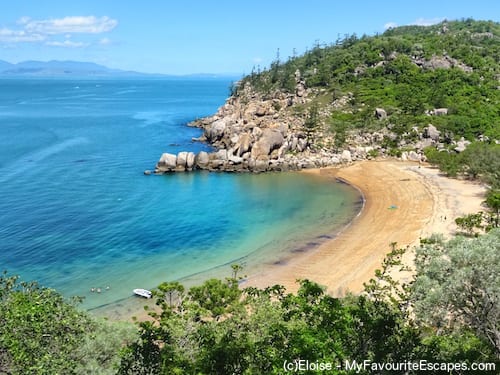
[238,18,499,141]
[156,18,499,184]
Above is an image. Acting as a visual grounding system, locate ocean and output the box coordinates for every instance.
[0,77,361,310]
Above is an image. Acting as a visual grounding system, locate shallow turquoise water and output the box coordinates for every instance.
[0,78,360,309]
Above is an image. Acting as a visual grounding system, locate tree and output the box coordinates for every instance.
[0,272,135,375]
[154,281,185,310]
[455,212,484,236]
[189,278,241,319]
[485,190,500,228]
[303,102,320,139]
[412,230,500,356]
[0,273,87,373]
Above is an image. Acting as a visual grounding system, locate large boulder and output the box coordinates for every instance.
[253,158,270,172]
[206,118,230,140]
[375,108,387,119]
[454,138,471,153]
[255,103,270,116]
[252,126,263,140]
[186,152,196,170]
[176,152,188,171]
[228,155,243,164]
[214,149,228,161]
[297,138,307,152]
[341,150,352,162]
[156,153,177,172]
[277,142,290,159]
[234,133,252,156]
[195,151,210,169]
[408,151,421,161]
[431,108,448,116]
[424,124,441,141]
[250,129,284,159]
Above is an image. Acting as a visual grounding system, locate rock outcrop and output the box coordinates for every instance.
[151,70,482,175]
[153,77,365,174]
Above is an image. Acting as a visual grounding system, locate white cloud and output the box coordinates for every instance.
[99,37,112,46]
[0,28,45,42]
[46,40,88,48]
[24,16,118,35]
[384,22,398,30]
[0,15,117,46]
[17,16,32,25]
[412,17,446,26]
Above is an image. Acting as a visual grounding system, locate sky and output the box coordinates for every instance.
[0,0,498,75]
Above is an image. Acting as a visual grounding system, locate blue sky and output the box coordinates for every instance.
[0,0,498,75]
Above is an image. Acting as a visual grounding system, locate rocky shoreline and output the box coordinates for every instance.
[151,75,374,174]
[150,70,475,175]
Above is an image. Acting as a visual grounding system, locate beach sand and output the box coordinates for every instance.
[97,159,486,321]
[241,159,486,296]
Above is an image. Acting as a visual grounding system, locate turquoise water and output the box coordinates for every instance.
[0,78,361,310]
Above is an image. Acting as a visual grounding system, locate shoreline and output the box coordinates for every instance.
[94,159,486,321]
[241,159,486,295]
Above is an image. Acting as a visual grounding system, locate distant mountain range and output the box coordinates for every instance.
[0,60,151,77]
[0,60,240,78]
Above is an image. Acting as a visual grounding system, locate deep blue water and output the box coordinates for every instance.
[0,78,360,309]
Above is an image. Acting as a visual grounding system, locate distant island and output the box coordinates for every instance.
[0,59,240,78]
[0,60,146,77]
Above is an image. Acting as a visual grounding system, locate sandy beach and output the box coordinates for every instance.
[242,159,486,295]
[96,159,486,321]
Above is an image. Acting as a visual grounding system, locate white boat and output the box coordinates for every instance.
[133,288,152,298]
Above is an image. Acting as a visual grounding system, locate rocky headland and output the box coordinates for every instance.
[152,72,474,174]
[151,20,499,175]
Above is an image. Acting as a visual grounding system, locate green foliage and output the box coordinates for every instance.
[0,272,93,374]
[303,102,320,137]
[118,263,428,374]
[116,237,500,373]
[485,190,500,228]
[189,278,241,319]
[461,142,500,185]
[235,19,500,143]
[0,272,136,374]
[367,149,379,158]
[412,230,500,356]
[73,319,138,375]
[419,330,498,371]
[424,142,500,183]
[424,147,461,177]
[455,212,484,236]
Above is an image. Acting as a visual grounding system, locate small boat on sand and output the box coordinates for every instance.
[133,288,152,298]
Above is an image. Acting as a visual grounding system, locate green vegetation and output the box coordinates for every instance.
[0,272,137,374]
[424,142,500,218]
[2,233,499,374]
[413,231,500,356]
[424,143,500,184]
[115,233,499,374]
[238,19,500,143]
